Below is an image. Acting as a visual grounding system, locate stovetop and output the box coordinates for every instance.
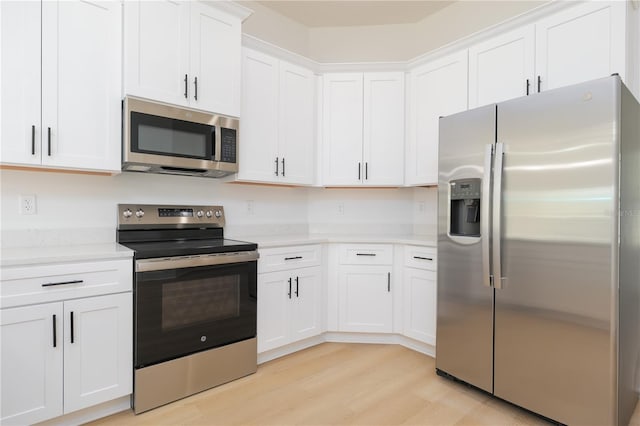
[116,203,257,259]
[119,238,258,259]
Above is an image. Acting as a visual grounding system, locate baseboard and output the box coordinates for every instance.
[34,396,131,426]
[258,332,435,364]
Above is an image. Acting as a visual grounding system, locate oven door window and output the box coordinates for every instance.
[131,111,215,160]
[135,261,256,368]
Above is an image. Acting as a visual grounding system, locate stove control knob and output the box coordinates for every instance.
[135,209,145,218]
[196,210,204,218]
[123,209,133,219]
[206,210,213,218]
[214,210,222,218]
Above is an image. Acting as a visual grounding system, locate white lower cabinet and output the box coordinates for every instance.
[257,266,322,353]
[257,245,322,353]
[402,246,437,345]
[336,244,394,333]
[0,259,132,425]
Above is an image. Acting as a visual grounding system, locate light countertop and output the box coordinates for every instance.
[227,234,437,249]
[1,243,134,267]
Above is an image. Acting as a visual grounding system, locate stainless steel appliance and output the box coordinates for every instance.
[436,75,639,425]
[116,204,258,413]
[122,96,239,178]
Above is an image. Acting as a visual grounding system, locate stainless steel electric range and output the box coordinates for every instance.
[116,204,258,414]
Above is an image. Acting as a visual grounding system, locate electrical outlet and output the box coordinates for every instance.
[20,195,37,215]
[337,203,344,215]
[418,202,426,213]
[246,200,254,215]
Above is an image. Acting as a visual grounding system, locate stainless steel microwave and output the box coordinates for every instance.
[122,96,239,178]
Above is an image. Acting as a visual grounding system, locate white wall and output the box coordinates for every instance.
[0,170,431,247]
[307,187,415,235]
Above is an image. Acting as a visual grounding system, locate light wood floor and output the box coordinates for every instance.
[90,343,640,426]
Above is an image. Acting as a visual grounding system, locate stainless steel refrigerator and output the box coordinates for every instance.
[436,75,639,425]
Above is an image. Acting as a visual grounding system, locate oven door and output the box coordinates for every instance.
[134,252,257,368]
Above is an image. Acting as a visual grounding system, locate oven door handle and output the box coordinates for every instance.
[136,250,259,272]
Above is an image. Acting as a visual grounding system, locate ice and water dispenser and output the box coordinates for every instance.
[449,178,481,237]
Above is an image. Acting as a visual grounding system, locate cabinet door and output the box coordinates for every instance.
[190,2,241,116]
[41,0,121,172]
[406,51,468,186]
[279,61,316,185]
[1,303,63,425]
[123,0,190,106]
[63,293,132,413]
[468,26,535,108]
[0,1,41,166]
[403,268,437,345]
[535,1,625,92]
[290,267,322,342]
[322,73,364,186]
[238,48,279,183]
[338,265,392,333]
[257,270,291,353]
[363,72,405,186]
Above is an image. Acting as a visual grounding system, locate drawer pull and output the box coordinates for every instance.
[42,279,84,287]
[70,311,75,344]
[284,256,302,261]
[413,256,433,261]
[356,253,376,256]
[52,314,57,348]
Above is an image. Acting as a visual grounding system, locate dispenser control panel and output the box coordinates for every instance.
[449,178,481,237]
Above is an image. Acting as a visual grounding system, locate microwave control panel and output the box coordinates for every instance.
[220,128,237,163]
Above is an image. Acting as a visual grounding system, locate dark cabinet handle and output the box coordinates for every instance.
[70,311,75,344]
[47,127,51,156]
[365,162,368,180]
[537,75,541,93]
[526,79,530,96]
[387,272,391,292]
[356,253,376,256]
[42,279,84,287]
[295,276,299,297]
[413,256,433,261]
[275,157,279,176]
[184,74,188,98]
[52,314,57,348]
[288,277,292,299]
[194,76,198,101]
[284,256,302,261]
[358,162,361,180]
[31,125,36,155]
[281,158,285,177]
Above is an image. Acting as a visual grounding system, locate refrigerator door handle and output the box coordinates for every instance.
[493,142,505,289]
[481,144,494,288]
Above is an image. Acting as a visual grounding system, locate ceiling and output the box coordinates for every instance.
[257,1,455,27]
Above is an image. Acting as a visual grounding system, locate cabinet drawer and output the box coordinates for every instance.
[404,246,437,270]
[258,245,321,274]
[1,259,132,309]
[338,244,393,265]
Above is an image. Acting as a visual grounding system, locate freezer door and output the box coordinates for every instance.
[494,77,619,425]
[436,104,495,393]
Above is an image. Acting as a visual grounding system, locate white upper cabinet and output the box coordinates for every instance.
[124,1,247,117]
[535,1,625,92]
[468,1,626,108]
[124,1,190,107]
[278,61,316,185]
[406,51,468,186]
[238,48,315,185]
[468,27,535,109]
[1,0,121,173]
[322,72,404,186]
